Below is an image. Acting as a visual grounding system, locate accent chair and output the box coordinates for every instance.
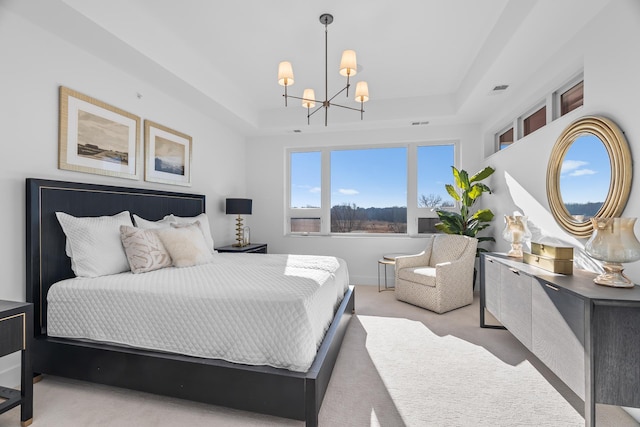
[395,234,478,314]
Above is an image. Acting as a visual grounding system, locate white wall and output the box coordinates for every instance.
[0,9,246,386]
[481,0,640,275]
[245,124,483,285]
[480,0,640,420]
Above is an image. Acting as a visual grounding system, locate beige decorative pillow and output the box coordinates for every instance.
[156,222,214,268]
[169,213,215,253]
[120,226,172,274]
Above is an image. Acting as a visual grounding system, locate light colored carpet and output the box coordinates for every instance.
[0,285,637,426]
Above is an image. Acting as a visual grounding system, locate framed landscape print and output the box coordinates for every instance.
[144,120,192,186]
[59,86,140,180]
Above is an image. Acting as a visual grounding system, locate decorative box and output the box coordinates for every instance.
[523,253,573,274]
[530,242,574,260]
[523,242,574,274]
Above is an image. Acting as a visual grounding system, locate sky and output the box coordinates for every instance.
[559,134,611,204]
[290,145,455,209]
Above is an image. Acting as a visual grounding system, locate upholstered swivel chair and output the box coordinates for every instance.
[395,234,478,314]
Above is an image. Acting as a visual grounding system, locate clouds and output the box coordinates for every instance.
[295,184,321,193]
[338,188,359,195]
[561,159,597,177]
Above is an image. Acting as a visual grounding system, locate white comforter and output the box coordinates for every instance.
[47,253,349,372]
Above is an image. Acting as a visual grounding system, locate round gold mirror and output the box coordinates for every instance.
[547,116,631,237]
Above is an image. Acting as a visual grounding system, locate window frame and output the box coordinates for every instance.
[554,74,584,119]
[493,72,584,153]
[286,141,459,237]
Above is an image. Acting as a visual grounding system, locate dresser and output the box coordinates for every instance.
[480,253,640,427]
[0,300,33,426]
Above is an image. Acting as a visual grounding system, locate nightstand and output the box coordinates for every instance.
[215,243,268,254]
[0,301,33,426]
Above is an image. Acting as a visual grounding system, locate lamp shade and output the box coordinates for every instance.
[339,50,357,77]
[355,81,369,103]
[226,198,252,215]
[302,89,316,108]
[278,61,294,86]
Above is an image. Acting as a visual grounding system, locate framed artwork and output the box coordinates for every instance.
[144,120,192,186]
[59,86,140,180]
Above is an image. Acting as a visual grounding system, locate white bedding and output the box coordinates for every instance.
[47,253,349,372]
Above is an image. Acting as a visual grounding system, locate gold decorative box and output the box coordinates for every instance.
[530,242,574,260]
[523,253,573,274]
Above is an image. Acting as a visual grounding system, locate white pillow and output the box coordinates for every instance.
[120,225,172,273]
[132,214,176,229]
[56,211,133,278]
[169,213,215,253]
[156,222,214,268]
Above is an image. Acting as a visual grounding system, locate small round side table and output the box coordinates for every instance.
[377,253,407,292]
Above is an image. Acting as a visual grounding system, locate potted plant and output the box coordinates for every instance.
[435,166,496,286]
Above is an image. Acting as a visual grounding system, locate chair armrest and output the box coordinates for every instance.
[434,257,475,288]
[395,251,430,270]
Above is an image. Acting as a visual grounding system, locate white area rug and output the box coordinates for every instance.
[358,315,583,426]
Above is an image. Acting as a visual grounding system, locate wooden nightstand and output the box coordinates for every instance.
[0,301,33,426]
[215,243,268,254]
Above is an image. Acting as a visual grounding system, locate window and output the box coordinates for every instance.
[492,73,583,153]
[287,143,457,235]
[290,151,321,208]
[330,147,407,233]
[560,80,583,116]
[291,218,321,233]
[289,151,322,234]
[498,127,514,150]
[417,145,455,208]
[523,106,546,136]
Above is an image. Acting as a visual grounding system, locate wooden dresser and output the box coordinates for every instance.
[480,253,640,427]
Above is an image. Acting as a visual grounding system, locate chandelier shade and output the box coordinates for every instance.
[302,89,316,109]
[277,13,369,126]
[277,61,294,86]
[339,50,357,77]
[355,81,369,103]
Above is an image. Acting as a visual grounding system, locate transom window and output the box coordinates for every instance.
[495,74,583,152]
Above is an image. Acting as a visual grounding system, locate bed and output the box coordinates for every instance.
[25,178,354,426]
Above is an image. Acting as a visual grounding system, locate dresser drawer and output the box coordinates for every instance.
[0,313,24,357]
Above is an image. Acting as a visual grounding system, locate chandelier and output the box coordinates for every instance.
[277,14,370,126]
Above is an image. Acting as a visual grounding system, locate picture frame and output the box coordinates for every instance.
[144,120,192,186]
[59,86,140,180]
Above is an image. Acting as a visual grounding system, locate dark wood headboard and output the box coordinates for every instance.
[26,178,206,336]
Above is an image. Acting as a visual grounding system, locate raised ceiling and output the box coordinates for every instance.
[5,0,611,135]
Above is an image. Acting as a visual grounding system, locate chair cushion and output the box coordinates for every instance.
[398,266,436,287]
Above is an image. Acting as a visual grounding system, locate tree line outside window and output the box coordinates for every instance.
[288,143,456,235]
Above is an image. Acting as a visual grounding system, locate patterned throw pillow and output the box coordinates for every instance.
[120,225,172,273]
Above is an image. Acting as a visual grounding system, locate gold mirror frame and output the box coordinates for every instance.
[547,115,632,237]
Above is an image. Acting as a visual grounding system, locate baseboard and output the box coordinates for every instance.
[623,407,640,423]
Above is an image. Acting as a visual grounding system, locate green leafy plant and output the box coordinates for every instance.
[435,166,496,252]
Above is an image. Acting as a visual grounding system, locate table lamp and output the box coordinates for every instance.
[226,198,252,247]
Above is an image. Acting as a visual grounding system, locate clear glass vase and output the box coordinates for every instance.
[584,217,640,288]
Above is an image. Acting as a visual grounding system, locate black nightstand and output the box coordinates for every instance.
[0,301,33,426]
[215,243,268,254]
